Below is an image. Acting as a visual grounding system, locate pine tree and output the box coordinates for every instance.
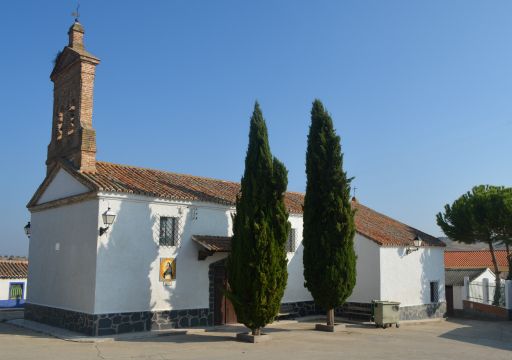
[227,102,290,336]
[303,99,357,326]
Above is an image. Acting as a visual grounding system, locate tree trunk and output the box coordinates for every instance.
[488,241,502,305]
[252,327,261,336]
[506,243,512,281]
[327,308,335,326]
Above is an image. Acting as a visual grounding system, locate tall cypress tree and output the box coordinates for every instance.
[303,99,357,326]
[227,102,290,336]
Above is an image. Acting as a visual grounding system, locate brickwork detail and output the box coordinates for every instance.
[462,300,510,320]
[46,21,100,174]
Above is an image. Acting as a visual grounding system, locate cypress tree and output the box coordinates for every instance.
[227,102,290,336]
[303,99,357,326]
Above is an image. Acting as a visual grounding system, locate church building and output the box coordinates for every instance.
[26,21,446,336]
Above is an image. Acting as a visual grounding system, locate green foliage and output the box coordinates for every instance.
[226,102,290,333]
[302,99,357,312]
[436,185,512,305]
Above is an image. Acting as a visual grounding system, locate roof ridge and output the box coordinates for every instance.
[96,160,241,185]
[354,202,438,240]
[446,249,507,253]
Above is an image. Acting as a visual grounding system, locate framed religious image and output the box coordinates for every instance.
[159,257,176,284]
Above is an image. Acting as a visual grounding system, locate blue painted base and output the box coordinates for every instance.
[0,299,25,309]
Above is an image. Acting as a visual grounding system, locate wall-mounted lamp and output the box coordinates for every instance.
[406,235,423,255]
[24,221,31,239]
[99,207,116,236]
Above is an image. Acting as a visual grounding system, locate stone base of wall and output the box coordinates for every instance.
[281,301,320,317]
[25,303,212,336]
[25,303,97,335]
[399,302,446,321]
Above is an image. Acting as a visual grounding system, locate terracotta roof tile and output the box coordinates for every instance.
[192,235,231,252]
[352,201,445,247]
[445,250,509,270]
[0,259,28,279]
[54,161,443,248]
[79,161,305,213]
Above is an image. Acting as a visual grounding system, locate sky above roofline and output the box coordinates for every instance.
[2,1,512,255]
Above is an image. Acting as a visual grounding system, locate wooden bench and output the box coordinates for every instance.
[276,303,300,320]
[339,303,373,321]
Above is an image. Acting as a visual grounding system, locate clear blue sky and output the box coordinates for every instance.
[1,1,512,256]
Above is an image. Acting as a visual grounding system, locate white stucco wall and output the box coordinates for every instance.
[468,268,496,305]
[37,168,90,204]
[453,285,464,310]
[347,234,381,303]
[379,246,445,306]
[0,279,27,301]
[27,199,99,313]
[94,194,315,314]
[282,215,313,303]
[94,193,235,314]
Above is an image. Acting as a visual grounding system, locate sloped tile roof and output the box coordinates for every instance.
[352,201,445,247]
[192,235,231,252]
[445,268,491,286]
[445,250,509,270]
[79,161,305,214]
[34,161,444,248]
[0,259,28,279]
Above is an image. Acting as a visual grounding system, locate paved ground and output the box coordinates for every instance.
[0,309,23,322]
[0,318,511,360]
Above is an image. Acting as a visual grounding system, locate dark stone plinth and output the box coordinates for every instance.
[25,303,212,336]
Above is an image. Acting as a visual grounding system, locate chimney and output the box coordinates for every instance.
[46,21,100,174]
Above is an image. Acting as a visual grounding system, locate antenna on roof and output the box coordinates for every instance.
[71,1,80,22]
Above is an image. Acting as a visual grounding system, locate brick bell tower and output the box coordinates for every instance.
[46,20,100,174]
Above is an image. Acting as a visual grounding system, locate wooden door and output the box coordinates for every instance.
[445,286,454,316]
[213,265,237,325]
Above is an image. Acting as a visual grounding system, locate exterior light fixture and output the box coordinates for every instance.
[24,221,31,239]
[99,207,116,236]
[406,235,423,255]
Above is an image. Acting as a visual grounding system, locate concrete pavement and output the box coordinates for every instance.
[0,318,510,360]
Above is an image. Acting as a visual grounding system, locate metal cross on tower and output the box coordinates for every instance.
[71,2,80,22]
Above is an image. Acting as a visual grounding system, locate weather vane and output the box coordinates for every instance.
[353,186,357,199]
[71,2,80,22]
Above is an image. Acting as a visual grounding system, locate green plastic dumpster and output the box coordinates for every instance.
[372,300,400,329]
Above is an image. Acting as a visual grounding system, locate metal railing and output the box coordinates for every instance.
[468,281,506,307]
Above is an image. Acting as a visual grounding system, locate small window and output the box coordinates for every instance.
[286,228,296,253]
[9,283,24,300]
[430,281,439,303]
[159,217,180,246]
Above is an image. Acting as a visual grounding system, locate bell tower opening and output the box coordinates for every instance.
[46,20,100,174]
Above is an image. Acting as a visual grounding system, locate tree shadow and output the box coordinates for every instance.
[0,322,53,339]
[96,197,172,334]
[438,318,512,351]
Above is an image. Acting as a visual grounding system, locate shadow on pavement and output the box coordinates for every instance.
[439,318,512,352]
[0,322,53,340]
[117,332,237,344]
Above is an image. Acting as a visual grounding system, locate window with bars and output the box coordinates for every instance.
[430,281,439,303]
[286,228,296,253]
[9,283,24,300]
[159,217,180,246]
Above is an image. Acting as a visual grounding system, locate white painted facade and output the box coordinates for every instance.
[380,247,445,307]
[37,169,89,204]
[28,167,445,315]
[465,268,497,307]
[28,199,98,313]
[0,279,27,301]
